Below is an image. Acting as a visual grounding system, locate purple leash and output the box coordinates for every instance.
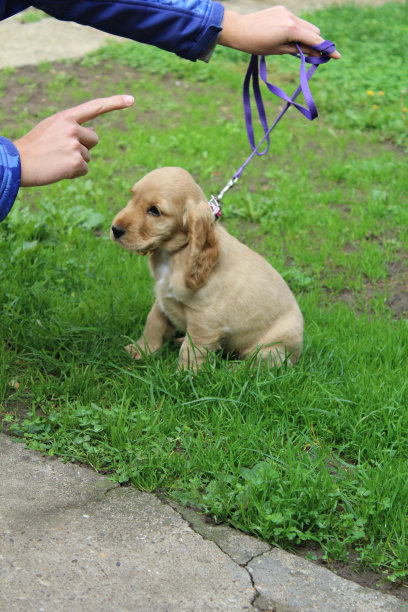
[208,40,336,218]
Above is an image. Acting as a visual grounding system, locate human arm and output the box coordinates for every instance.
[0,95,134,222]
[1,2,339,61]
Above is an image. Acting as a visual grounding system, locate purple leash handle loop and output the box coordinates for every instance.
[208,40,335,219]
[234,39,336,181]
[243,55,271,155]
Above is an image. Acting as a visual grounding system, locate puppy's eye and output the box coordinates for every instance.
[147,205,161,217]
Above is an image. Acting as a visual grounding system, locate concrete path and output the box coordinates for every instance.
[1,434,406,611]
[0,16,122,69]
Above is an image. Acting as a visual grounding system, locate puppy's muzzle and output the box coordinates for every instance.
[111,225,126,240]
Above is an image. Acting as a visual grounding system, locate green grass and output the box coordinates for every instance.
[1,2,407,585]
[18,9,49,24]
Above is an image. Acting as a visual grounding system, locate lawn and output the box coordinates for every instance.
[1,1,407,588]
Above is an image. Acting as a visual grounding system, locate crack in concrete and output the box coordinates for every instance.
[243,555,267,610]
[244,564,262,609]
[157,495,273,609]
[153,497,408,612]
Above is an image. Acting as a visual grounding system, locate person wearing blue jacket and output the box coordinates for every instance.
[0,1,340,223]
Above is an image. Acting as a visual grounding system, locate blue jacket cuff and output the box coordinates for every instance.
[0,137,21,222]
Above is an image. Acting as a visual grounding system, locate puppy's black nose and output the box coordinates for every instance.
[112,225,126,239]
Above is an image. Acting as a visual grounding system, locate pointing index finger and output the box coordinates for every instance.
[67,95,135,125]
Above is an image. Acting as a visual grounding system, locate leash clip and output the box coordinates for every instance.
[208,194,222,219]
[208,176,239,220]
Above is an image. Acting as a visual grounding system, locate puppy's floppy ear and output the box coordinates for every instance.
[184,201,220,290]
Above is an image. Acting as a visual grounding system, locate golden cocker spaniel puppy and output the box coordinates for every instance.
[111,167,303,370]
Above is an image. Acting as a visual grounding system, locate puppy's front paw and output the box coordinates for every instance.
[125,343,142,360]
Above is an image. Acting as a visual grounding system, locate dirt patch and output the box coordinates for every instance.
[334,230,408,318]
[385,260,408,316]
[0,61,199,138]
[335,257,408,318]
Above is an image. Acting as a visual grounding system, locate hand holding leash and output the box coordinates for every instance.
[219,7,341,59]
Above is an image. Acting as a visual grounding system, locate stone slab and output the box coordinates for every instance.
[247,548,407,612]
[0,435,254,611]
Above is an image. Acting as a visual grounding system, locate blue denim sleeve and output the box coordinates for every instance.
[0,138,21,222]
[30,0,224,61]
[0,2,31,20]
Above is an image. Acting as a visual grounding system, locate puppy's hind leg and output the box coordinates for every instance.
[250,310,303,368]
[126,300,176,360]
